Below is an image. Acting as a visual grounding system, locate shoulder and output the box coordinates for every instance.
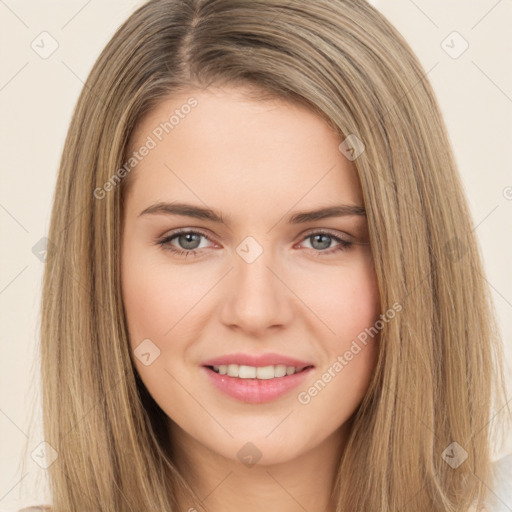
[482,453,512,512]
[16,457,512,512]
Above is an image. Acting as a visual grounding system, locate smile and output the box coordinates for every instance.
[202,364,314,403]
[208,363,311,379]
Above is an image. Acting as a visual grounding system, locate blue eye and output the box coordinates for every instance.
[302,232,353,253]
[157,230,211,257]
[156,229,354,257]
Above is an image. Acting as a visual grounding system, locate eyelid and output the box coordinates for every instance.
[155,227,365,258]
[155,227,218,247]
[299,227,353,241]
[157,227,355,245]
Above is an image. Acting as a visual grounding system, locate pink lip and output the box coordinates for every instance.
[200,352,315,404]
[201,365,314,404]
[201,352,314,369]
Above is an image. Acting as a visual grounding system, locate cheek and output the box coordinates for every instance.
[122,266,168,346]
[121,249,199,416]
[293,256,380,406]
[296,255,381,342]
[121,248,203,347]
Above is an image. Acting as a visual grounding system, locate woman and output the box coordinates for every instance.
[23,0,511,510]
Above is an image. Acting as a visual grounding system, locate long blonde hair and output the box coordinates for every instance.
[29,0,509,510]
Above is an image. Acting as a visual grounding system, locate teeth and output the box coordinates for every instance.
[211,364,305,379]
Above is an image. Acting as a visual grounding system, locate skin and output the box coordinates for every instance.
[121,85,381,512]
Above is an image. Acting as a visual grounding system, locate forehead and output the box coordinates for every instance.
[123,86,363,219]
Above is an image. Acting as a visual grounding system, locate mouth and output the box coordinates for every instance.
[201,362,315,403]
[205,363,314,380]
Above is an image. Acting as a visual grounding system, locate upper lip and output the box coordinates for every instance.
[202,352,314,369]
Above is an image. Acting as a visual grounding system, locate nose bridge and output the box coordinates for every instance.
[235,235,281,301]
[220,234,292,331]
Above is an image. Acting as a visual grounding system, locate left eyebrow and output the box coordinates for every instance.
[138,201,366,224]
[288,204,366,223]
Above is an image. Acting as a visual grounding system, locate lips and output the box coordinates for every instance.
[201,352,314,369]
[201,352,315,403]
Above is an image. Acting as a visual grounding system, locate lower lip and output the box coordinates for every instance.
[201,366,314,404]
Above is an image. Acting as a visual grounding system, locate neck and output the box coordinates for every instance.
[168,421,350,512]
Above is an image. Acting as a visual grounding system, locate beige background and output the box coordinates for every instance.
[1,0,511,510]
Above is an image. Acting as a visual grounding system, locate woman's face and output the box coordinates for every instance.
[121,85,381,466]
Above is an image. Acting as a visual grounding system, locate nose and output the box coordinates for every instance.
[219,247,294,335]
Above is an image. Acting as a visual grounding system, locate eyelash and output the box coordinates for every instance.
[156,228,354,258]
